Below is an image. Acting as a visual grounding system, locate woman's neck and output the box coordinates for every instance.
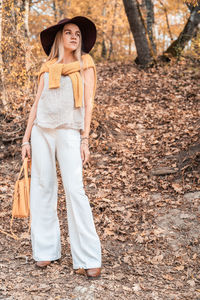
[62,51,76,64]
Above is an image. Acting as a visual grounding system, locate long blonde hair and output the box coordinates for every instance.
[47,24,84,77]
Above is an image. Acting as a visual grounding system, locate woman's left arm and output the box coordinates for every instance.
[80,66,95,165]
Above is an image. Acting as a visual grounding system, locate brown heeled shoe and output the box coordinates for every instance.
[85,268,101,280]
[36,261,51,268]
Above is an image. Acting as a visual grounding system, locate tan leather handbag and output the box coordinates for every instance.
[12,157,31,218]
[0,157,31,239]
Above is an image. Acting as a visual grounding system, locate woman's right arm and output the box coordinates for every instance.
[21,73,44,161]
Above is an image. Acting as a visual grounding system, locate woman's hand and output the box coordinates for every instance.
[80,142,90,165]
[22,144,31,161]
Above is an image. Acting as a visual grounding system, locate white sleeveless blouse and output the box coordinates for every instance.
[33,72,85,129]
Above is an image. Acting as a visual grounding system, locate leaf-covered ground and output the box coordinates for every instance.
[0,57,200,300]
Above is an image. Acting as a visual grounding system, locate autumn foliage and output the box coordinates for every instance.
[0,0,199,113]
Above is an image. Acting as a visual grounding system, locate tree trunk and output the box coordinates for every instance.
[52,0,57,21]
[0,0,8,111]
[162,3,200,59]
[128,28,132,55]
[122,0,153,65]
[52,0,70,20]
[101,39,107,58]
[158,0,173,42]
[1,0,15,111]
[63,0,70,17]
[145,0,156,53]
[101,3,107,58]
[108,0,118,60]
[23,0,30,38]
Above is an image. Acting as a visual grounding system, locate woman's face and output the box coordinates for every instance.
[62,23,81,52]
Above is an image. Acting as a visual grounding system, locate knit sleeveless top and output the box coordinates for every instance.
[33,72,85,129]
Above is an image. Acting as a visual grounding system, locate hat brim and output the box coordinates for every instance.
[40,16,97,56]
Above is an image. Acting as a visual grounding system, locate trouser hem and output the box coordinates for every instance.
[73,264,102,269]
[33,255,61,261]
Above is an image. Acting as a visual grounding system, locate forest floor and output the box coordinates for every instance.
[0,56,200,300]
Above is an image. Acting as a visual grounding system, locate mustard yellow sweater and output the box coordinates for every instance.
[38,53,97,108]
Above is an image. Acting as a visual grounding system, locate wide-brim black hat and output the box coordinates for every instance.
[40,16,97,56]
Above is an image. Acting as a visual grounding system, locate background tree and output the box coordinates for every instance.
[108,0,118,60]
[162,1,200,59]
[144,0,156,53]
[122,0,154,65]
[158,0,173,42]
[0,0,6,111]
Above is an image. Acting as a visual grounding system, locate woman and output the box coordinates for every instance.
[21,16,101,279]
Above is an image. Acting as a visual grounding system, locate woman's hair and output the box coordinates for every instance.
[46,24,84,77]
[47,30,64,62]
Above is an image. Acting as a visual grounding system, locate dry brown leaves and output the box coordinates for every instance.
[0,57,200,299]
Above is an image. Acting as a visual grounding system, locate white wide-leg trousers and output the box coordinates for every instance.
[30,124,101,269]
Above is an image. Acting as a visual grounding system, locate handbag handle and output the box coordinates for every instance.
[23,158,31,203]
[17,157,31,181]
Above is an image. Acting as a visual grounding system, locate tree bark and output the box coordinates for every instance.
[101,39,107,58]
[128,28,132,55]
[52,0,70,20]
[145,0,156,53]
[0,0,8,111]
[108,0,118,60]
[101,3,107,58]
[158,0,173,42]
[162,3,200,59]
[52,0,58,21]
[57,0,68,19]
[122,0,153,65]
[23,0,30,38]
